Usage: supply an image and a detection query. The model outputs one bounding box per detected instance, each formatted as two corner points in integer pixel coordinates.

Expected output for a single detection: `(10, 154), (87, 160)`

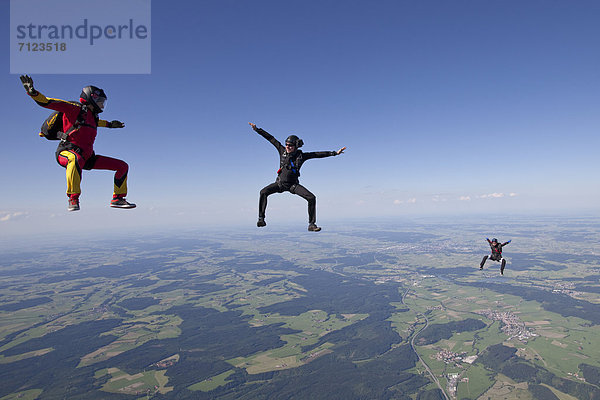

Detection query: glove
(109, 120), (125, 128)
(20, 75), (38, 96)
(506, 240), (511, 243)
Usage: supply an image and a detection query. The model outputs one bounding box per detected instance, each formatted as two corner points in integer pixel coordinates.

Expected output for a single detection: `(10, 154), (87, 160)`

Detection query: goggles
(91, 93), (106, 110)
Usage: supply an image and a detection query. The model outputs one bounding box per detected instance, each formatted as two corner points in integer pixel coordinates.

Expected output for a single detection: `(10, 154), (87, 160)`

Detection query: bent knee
(113, 161), (128, 177)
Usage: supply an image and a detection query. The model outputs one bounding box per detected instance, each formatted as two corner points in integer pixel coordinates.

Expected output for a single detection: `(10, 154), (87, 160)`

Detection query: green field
(188, 370), (235, 392)
(456, 363), (494, 399)
(96, 367), (173, 395)
(1, 218), (599, 399)
(228, 310), (366, 374)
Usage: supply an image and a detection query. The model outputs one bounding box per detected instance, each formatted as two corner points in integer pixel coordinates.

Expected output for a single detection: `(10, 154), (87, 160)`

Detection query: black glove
(20, 75), (38, 96)
(109, 120), (125, 128)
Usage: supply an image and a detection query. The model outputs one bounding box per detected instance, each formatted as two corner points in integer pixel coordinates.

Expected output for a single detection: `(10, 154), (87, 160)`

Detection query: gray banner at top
(10, 0), (151, 74)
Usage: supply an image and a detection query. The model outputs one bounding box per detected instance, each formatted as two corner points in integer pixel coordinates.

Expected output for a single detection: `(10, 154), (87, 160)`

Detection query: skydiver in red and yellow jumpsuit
(20, 75), (135, 211)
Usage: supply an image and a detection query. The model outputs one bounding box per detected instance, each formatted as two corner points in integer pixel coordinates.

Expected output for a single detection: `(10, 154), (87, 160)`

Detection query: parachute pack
(39, 104), (89, 140)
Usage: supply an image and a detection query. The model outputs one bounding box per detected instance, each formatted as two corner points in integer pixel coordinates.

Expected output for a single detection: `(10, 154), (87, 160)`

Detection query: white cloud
(509, 193), (517, 197)
(0, 212), (27, 222)
(459, 196), (471, 201)
(394, 198), (416, 205)
(479, 192), (505, 199)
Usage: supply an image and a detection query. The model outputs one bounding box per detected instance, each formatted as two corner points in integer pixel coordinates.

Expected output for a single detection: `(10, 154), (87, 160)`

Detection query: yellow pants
(57, 150), (128, 197)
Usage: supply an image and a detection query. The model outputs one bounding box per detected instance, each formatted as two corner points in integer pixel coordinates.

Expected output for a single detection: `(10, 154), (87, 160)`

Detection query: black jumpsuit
(254, 127), (338, 224)
(480, 239), (510, 274)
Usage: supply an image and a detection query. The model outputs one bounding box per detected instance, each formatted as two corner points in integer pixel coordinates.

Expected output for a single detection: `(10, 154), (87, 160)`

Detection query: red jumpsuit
(28, 91), (128, 200)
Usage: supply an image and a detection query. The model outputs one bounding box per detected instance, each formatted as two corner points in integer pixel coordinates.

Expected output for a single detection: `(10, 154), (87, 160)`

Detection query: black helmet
(491, 238), (498, 243)
(285, 135), (303, 148)
(80, 85), (107, 113)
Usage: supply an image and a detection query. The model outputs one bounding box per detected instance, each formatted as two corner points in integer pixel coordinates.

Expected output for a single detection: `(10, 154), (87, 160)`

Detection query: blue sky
(1, 0), (599, 237)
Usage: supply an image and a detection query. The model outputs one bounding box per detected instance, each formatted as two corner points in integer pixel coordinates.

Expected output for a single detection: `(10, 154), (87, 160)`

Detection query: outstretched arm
(502, 240), (511, 246)
(98, 120), (125, 129)
(486, 238), (492, 244)
(249, 122), (284, 152)
(20, 74), (80, 115)
(303, 146), (347, 160)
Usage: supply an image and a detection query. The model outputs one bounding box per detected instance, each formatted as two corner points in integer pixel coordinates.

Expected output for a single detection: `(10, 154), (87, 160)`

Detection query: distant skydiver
(249, 122), (346, 232)
(480, 238), (511, 274)
(20, 75), (135, 212)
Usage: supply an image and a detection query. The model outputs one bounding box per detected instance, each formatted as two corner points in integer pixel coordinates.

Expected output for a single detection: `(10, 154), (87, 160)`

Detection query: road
(402, 289), (450, 400)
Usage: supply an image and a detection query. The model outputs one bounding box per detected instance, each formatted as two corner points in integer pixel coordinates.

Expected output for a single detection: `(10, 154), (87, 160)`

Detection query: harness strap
(62, 104), (95, 142)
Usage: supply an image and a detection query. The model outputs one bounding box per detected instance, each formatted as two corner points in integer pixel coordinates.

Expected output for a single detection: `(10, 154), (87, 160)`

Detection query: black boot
(308, 223), (321, 232)
(257, 218), (266, 227)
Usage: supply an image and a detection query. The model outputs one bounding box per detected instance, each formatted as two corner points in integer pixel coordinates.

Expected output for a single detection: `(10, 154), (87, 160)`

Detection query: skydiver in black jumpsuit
(480, 238), (511, 275)
(249, 123), (346, 232)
